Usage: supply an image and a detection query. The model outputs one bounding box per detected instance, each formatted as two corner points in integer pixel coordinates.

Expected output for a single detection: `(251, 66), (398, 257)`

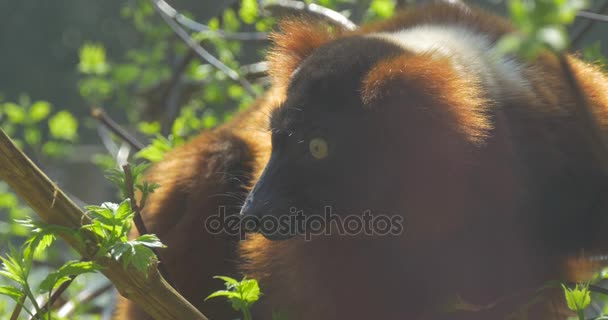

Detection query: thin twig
(577, 10), (608, 24)
(122, 164), (172, 283)
(263, 0), (357, 30)
(571, 2), (608, 47)
(161, 50), (195, 135)
(91, 108), (145, 152)
(150, 0), (259, 97)
(30, 275), (77, 320)
(154, 0), (268, 41)
(241, 61), (269, 81)
(57, 282), (113, 318)
(10, 296), (26, 320)
(123, 164), (147, 235)
(589, 284), (608, 296)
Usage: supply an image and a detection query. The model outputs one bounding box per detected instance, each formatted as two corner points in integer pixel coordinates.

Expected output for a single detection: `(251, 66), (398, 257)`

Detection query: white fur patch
(369, 25), (529, 103)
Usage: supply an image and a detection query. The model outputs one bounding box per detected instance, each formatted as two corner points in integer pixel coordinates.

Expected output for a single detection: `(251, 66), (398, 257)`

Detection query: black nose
(239, 193), (294, 241)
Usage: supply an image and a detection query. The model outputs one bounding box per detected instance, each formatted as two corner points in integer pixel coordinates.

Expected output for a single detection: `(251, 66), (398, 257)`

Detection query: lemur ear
(361, 53), (491, 144)
(267, 19), (343, 88)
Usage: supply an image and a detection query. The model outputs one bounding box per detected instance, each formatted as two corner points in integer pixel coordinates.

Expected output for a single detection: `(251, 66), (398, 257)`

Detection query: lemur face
(240, 16), (493, 240)
(239, 37), (408, 239)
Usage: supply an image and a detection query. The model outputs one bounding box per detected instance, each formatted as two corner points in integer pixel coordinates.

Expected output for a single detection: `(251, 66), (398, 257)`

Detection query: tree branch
(56, 282), (114, 318)
(10, 296), (26, 320)
(150, 0), (259, 97)
(0, 128), (207, 320)
(571, 3), (608, 46)
(122, 164), (172, 283)
(91, 108), (145, 152)
(30, 274), (77, 320)
(263, 0), (357, 31)
(577, 10), (608, 24)
(241, 61), (269, 81)
(154, 0), (268, 41)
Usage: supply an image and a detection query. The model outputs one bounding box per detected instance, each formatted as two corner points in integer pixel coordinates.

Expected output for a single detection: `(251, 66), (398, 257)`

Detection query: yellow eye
(309, 137), (328, 159)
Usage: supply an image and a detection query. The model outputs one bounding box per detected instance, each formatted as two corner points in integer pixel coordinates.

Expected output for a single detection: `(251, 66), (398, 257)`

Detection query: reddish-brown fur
(267, 19), (341, 89)
(113, 89), (280, 319)
(114, 3), (608, 320)
(361, 53), (491, 144)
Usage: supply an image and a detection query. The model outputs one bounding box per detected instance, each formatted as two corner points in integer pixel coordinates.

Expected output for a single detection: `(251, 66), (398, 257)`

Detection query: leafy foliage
(0, 97), (76, 157)
(500, 0), (588, 57)
(206, 276), (262, 320)
(562, 283), (591, 320)
(0, 220), (86, 319)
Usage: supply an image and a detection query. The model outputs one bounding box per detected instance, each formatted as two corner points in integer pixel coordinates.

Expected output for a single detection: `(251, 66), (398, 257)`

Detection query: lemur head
(241, 18), (490, 240)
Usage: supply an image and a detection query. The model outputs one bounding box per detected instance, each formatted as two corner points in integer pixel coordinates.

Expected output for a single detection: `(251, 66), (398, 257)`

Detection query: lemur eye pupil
(309, 137), (328, 159)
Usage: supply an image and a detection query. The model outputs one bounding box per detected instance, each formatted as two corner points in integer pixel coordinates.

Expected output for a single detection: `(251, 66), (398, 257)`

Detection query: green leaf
(48, 111), (78, 141)
(206, 276), (262, 313)
(24, 127), (41, 146)
(239, 278), (261, 304)
(0, 285), (23, 302)
(133, 234), (165, 248)
(138, 121), (161, 135)
(23, 230), (55, 262)
(39, 260), (101, 293)
(79, 43), (110, 75)
(110, 243), (134, 262)
(105, 168), (127, 196)
(2, 102), (26, 123)
(214, 275), (239, 287)
(206, 290), (239, 301)
(131, 163), (152, 183)
(136, 135), (174, 162)
(85, 204), (115, 224)
(79, 77), (113, 100)
(203, 114), (218, 129)
(562, 283), (591, 313)
(110, 240), (158, 276)
(0, 191), (18, 208)
(112, 64), (140, 85)
(0, 247), (26, 285)
(41, 141), (70, 157)
(370, 0), (395, 19)
(114, 199), (133, 221)
(130, 245), (156, 275)
(222, 9), (240, 32)
(29, 101), (52, 122)
(239, 0), (259, 24)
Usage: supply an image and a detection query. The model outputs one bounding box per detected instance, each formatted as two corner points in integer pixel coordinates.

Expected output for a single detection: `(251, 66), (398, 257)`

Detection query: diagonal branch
(0, 128), (207, 320)
(576, 10), (608, 24)
(91, 108), (145, 152)
(57, 282), (114, 318)
(122, 164), (172, 283)
(263, 0), (357, 30)
(571, 2), (608, 46)
(154, 0), (268, 40)
(150, 0), (259, 97)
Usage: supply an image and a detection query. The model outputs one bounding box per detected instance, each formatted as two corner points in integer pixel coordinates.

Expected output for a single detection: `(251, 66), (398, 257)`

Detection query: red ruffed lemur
(114, 2), (608, 319)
